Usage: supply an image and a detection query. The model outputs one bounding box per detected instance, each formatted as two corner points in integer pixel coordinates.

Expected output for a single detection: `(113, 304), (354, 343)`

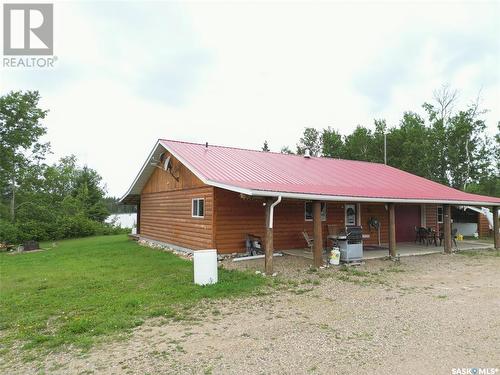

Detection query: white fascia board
(120, 140), (254, 203)
(245, 190), (500, 206)
(119, 140), (164, 202)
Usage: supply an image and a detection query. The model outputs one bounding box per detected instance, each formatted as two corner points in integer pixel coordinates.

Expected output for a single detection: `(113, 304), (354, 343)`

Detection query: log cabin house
(121, 139), (500, 272)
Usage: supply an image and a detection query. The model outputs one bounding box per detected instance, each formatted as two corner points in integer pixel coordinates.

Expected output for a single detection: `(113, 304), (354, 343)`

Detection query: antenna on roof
(205, 142), (208, 148)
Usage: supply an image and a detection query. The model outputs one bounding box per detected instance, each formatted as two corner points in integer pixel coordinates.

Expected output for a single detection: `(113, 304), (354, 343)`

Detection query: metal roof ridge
(159, 138), (391, 166)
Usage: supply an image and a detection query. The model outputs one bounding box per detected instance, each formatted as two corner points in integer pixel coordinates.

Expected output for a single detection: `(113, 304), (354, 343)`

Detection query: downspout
(268, 196), (282, 228)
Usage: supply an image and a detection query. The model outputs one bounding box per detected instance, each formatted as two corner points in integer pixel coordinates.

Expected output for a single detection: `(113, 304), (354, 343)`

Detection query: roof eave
(119, 140), (165, 203)
(245, 189), (500, 206)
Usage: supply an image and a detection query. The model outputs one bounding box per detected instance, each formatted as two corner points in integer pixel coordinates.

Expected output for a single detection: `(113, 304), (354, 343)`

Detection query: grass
(0, 235), (266, 355)
(463, 236), (493, 243)
(457, 249), (500, 257)
(334, 265), (388, 286)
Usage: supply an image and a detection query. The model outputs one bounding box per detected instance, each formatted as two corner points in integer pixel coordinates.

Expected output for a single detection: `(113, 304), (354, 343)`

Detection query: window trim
(192, 198), (205, 218)
(437, 205), (443, 224)
(304, 201), (327, 221)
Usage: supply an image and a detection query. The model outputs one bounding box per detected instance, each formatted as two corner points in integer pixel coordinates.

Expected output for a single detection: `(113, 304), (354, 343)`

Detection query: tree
(102, 197), (136, 214)
(297, 127), (321, 156)
(284, 87), (497, 197)
(372, 119), (387, 164)
(262, 140), (270, 152)
(321, 127), (344, 158)
(342, 126), (374, 161)
(458, 118), (497, 196)
(72, 166), (109, 222)
(423, 86), (459, 185)
(0, 91), (49, 221)
(387, 112), (431, 178)
(280, 146), (294, 154)
(445, 103), (490, 190)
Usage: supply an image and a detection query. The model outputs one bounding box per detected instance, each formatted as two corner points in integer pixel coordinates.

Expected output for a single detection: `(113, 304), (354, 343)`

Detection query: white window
(192, 198), (204, 218)
(305, 202), (326, 221)
(437, 206), (443, 224)
(345, 204), (357, 226)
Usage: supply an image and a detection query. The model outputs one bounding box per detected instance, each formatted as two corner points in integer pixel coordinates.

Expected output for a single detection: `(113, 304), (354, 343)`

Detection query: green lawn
(0, 235), (266, 354)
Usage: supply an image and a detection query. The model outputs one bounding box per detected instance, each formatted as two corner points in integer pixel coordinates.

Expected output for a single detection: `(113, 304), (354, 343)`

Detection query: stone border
(138, 236), (194, 259)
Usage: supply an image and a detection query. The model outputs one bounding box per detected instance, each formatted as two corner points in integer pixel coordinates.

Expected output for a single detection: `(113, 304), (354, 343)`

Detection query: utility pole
(384, 133), (387, 165)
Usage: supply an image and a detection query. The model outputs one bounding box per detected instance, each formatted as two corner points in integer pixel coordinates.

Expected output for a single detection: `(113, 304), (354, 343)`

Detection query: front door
(395, 204), (420, 242)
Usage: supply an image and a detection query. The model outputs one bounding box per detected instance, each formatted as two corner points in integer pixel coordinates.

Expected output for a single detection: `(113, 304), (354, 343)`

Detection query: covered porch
(281, 239), (495, 261)
(261, 198), (499, 274)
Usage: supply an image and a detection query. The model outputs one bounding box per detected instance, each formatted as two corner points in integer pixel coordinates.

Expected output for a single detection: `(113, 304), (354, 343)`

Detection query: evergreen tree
(262, 140), (270, 152)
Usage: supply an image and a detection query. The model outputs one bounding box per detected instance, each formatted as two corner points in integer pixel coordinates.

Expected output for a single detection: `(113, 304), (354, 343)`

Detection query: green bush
(0, 219), (21, 244)
(16, 220), (51, 242)
(0, 216), (128, 244)
(55, 215), (100, 239)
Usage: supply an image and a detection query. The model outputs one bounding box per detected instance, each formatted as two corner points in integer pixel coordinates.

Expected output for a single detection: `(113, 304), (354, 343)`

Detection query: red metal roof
(154, 139), (499, 204)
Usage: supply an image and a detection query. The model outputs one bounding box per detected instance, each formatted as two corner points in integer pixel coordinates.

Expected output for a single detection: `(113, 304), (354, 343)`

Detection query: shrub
(16, 220), (51, 242)
(0, 216), (128, 244)
(0, 219), (21, 244)
(55, 215), (100, 239)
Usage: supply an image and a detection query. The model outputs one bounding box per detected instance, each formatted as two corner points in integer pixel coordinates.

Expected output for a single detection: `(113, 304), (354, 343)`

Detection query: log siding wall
(140, 187), (214, 249)
(425, 204), (439, 233)
(478, 213), (491, 237)
(139, 151), (214, 250)
(214, 189), (403, 253)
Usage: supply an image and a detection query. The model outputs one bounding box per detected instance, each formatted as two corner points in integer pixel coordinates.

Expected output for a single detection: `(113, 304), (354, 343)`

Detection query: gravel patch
(3, 250), (500, 374)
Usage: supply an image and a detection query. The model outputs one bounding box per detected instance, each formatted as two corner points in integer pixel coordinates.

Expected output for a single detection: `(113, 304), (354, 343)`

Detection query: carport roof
(120, 139), (500, 206)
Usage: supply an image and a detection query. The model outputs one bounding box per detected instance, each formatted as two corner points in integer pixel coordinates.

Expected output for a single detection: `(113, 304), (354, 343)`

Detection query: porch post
(264, 198), (274, 274)
(388, 203), (396, 258)
(443, 204), (452, 254)
(313, 201), (323, 268)
(493, 206), (499, 250)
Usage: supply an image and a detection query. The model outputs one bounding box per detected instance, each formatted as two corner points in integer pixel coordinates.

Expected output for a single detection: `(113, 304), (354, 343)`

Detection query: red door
(395, 205), (420, 242)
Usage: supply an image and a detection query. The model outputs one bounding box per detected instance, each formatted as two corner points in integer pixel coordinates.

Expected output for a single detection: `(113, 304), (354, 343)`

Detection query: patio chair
(327, 225), (341, 247)
(438, 228), (458, 248)
(427, 227), (438, 246)
(415, 227), (429, 245)
(245, 234), (262, 256)
(302, 231), (314, 251)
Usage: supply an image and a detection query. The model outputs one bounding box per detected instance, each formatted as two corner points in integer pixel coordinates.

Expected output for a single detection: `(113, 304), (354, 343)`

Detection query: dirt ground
(4, 250), (500, 375)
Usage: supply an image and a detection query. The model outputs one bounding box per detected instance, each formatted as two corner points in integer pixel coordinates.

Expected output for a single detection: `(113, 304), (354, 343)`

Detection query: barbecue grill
(338, 226), (363, 262)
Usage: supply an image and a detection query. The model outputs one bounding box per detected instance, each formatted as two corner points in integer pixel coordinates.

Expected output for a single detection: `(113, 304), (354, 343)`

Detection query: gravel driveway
(5, 250), (500, 374)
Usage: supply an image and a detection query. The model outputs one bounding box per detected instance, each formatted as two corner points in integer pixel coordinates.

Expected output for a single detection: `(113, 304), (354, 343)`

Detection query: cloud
(1, 1), (498, 196)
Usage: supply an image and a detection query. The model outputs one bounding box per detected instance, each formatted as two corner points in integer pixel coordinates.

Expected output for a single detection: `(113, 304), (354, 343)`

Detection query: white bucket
(193, 249), (218, 285)
(329, 248), (340, 265)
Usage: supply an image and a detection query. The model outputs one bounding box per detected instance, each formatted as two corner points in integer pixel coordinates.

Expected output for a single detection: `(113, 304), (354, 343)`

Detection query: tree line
(263, 87), (499, 197)
(0, 91), (129, 244)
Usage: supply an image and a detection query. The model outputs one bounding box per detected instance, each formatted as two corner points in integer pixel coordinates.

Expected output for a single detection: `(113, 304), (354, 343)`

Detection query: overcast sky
(2, 0), (499, 197)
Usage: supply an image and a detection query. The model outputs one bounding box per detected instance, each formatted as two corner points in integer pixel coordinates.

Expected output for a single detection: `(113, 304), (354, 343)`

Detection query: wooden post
(388, 203), (396, 258)
(443, 204), (452, 254)
(313, 201), (323, 268)
(264, 198), (274, 275)
(493, 206), (499, 250)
